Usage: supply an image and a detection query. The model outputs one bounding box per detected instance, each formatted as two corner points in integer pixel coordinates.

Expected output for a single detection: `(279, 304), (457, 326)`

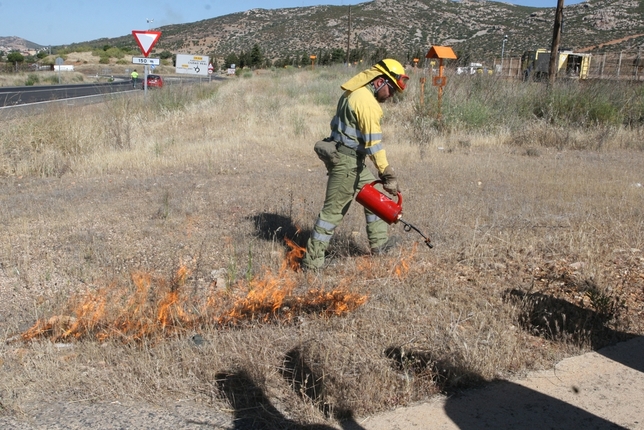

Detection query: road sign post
(131, 31), (161, 57)
(132, 30), (161, 96)
(133, 57), (160, 66)
(175, 54), (209, 77)
(55, 57), (64, 84)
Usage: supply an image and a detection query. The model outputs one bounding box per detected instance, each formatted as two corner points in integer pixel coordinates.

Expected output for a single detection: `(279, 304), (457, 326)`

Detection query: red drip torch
(356, 181), (433, 249)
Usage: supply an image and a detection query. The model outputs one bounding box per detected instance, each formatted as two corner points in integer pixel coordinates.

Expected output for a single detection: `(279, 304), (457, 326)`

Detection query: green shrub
(104, 47), (125, 59)
(410, 75), (644, 135)
(25, 73), (40, 86)
(449, 98), (493, 130)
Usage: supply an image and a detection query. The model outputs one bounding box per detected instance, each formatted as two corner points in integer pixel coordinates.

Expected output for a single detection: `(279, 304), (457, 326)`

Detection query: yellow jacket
(329, 77), (389, 174)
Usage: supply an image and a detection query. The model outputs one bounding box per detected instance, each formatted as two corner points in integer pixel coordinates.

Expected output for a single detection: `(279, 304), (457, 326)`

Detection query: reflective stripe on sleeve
(363, 142), (383, 154)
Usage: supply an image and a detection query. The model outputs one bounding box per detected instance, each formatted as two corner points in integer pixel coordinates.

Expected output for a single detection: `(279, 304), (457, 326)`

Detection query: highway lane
(0, 75), (224, 108)
(0, 79), (134, 107)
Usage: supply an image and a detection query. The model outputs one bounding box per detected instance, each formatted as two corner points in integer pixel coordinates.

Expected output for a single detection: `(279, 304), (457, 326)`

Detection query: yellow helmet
(374, 59), (410, 91)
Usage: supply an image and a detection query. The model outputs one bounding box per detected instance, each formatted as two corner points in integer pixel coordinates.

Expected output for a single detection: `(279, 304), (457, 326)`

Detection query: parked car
(141, 74), (164, 89)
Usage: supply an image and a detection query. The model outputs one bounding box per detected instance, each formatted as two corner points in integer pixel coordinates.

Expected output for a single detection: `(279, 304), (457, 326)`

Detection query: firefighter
(130, 69), (139, 88)
(301, 59), (409, 271)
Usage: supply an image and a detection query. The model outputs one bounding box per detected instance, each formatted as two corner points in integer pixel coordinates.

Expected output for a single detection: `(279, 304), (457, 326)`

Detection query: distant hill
(0, 36), (45, 52)
(11, 0), (644, 64)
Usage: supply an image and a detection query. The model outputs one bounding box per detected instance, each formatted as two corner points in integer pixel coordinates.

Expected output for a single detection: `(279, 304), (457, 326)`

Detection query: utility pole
(501, 35), (508, 75)
(548, 0), (564, 87)
(346, 6), (352, 66)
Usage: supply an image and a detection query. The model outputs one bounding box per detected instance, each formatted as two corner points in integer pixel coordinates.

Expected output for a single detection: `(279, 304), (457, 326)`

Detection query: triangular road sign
(132, 30), (162, 57)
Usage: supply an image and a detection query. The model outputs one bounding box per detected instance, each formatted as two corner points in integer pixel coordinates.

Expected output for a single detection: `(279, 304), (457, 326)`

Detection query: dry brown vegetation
(1, 66), (643, 428)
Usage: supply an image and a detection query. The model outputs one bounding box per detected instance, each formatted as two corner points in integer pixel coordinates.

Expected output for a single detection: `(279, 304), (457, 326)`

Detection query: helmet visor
(393, 73), (410, 91)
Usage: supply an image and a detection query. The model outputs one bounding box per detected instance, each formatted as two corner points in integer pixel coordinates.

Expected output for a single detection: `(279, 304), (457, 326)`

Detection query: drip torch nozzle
(399, 219), (433, 249)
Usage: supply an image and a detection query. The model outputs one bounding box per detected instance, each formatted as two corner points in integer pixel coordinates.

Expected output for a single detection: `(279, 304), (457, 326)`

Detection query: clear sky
(1, 0), (585, 46)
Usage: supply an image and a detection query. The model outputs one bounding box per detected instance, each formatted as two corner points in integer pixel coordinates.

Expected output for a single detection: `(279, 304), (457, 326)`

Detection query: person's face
(375, 77), (397, 103)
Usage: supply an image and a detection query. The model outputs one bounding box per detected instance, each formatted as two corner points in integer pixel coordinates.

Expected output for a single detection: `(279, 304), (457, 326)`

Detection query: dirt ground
(2, 73), (643, 428)
(0, 150), (642, 429)
(1, 336), (641, 429)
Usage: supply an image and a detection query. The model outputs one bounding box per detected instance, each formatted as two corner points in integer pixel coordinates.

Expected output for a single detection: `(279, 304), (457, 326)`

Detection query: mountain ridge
(3, 0), (644, 64)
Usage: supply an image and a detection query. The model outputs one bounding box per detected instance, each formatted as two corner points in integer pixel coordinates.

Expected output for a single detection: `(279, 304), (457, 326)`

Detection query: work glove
(379, 165), (399, 195)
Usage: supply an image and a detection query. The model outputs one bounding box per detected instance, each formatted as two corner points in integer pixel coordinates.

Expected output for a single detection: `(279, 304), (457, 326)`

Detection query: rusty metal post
(425, 46), (457, 120)
(437, 58), (445, 120)
(420, 76), (426, 108)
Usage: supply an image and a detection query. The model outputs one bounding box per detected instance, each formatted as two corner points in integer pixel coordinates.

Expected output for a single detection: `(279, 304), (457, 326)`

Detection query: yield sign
(132, 30), (162, 57)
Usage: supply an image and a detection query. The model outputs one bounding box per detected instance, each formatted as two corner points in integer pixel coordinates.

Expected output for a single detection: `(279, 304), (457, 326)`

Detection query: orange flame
(20, 240), (368, 343)
(394, 243), (417, 278)
(283, 237), (306, 271)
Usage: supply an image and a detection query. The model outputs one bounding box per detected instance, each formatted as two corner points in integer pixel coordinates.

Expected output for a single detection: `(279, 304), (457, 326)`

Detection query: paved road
(0, 80), (133, 107)
(0, 75), (222, 108)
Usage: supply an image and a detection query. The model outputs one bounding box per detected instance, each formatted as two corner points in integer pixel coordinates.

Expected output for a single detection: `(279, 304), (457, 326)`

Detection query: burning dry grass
(20, 241), (366, 344)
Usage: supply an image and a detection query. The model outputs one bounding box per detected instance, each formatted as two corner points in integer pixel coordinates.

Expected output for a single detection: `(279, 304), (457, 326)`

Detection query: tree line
(1, 41), (430, 74)
(217, 43), (427, 70)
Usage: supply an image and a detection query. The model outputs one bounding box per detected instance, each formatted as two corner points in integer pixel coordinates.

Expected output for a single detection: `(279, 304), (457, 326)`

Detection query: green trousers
(302, 151), (389, 269)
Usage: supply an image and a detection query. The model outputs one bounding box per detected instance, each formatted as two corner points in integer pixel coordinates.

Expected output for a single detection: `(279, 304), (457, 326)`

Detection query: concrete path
(360, 336), (644, 430)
